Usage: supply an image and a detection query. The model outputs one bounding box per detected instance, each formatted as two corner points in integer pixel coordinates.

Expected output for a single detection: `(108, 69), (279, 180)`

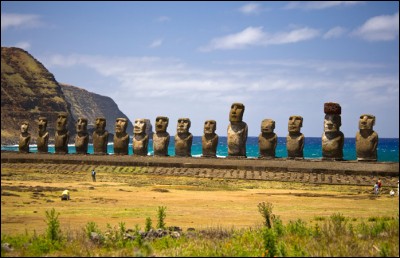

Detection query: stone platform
(1, 151), (398, 187)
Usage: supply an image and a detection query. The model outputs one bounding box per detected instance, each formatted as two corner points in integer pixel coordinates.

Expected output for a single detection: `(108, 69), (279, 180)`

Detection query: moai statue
(114, 118), (129, 155)
(286, 115), (304, 159)
(153, 116), (170, 156)
(133, 118), (149, 156)
(227, 103), (248, 158)
(18, 121), (31, 153)
(75, 118), (89, 154)
(37, 117), (49, 153)
(322, 102), (344, 160)
(93, 117), (109, 155)
(356, 114), (378, 161)
(175, 118), (193, 157)
(202, 120), (218, 158)
(258, 119), (277, 159)
(55, 112), (70, 154)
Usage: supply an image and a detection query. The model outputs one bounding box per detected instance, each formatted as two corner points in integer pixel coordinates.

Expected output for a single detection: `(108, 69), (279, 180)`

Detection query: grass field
(1, 163), (399, 256)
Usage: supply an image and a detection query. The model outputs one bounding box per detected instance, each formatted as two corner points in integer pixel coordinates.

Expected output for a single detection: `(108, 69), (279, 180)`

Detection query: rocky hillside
(1, 47), (151, 145)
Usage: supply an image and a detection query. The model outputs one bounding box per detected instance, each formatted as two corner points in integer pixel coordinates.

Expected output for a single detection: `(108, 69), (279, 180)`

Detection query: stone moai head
(134, 118), (147, 134)
(288, 115), (303, 134)
(155, 116), (169, 133)
(76, 118), (88, 134)
(229, 103), (245, 123)
(359, 114), (375, 131)
(95, 117), (106, 133)
(20, 121), (29, 133)
(204, 120), (217, 135)
(115, 118), (128, 134)
(56, 112), (68, 132)
(38, 117), (48, 133)
(324, 102), (341, 133)
(261, 119), (275, 133)
(177, 118), (191, 134)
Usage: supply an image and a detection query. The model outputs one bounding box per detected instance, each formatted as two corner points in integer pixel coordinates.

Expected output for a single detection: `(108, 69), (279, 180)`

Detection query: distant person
(378, 179), (382, 191)
(91, 169), (96, 182)
(61, 189), (70, 201)
(389, 189), (395, 197)
(373, 182), (379, 195)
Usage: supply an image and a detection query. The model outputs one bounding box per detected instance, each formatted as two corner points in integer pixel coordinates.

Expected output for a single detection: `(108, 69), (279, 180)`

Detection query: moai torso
(133, 118), (149, 156)
(175, 118), (193, 157)
(92, 117), (109, 155)
(19, 121), (31, 153)
(286, 115), (304, 159)
(259, 119), (277, 159)
(55, 113), (69, 154)
(37, 117), (49, 153)
(202, 120), (218, 158)
(75, 118), (89, 154)
(227, 103), (247, 158)
(356, 114), (378, 161)
(322, 103), (344, 160)
(153, 116), (170, 156)
(113, 118), (129, 155)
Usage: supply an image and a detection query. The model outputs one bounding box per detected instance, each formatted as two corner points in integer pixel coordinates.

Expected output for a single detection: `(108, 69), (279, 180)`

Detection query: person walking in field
(373, 182), (379, 195)
(91, 169), (96, 182)
(61, 189), (70, 201)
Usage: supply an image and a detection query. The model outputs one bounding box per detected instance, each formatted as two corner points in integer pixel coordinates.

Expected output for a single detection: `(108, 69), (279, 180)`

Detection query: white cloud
(156, 16), (170, 22)
(323, 26), (346, 39)
(149, 39), (163, 48)
(352, 12), (399, 41)
(284, 1), (363, 10)
(238, 3), (263, 15)
(1, 13), (42, 30)
(199, 26), (319, 51)
(14, 41), (31, 50)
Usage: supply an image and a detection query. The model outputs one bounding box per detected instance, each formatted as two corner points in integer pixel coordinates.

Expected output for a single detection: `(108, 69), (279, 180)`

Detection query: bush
(157, 206), (167, 230)
(45, 208), (61, 242)
(258, 202), (275, 229)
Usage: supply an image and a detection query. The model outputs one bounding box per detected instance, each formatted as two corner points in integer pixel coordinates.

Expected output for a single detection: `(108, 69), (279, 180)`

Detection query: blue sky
(1, 1), (399, 138)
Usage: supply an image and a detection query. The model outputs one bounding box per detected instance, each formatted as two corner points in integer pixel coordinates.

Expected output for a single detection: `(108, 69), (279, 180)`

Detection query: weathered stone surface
(54, 112), (69, 154)
(259, 119), (277, 159)
(153, 116), (170, 156)
(113, 118), (129, 155)
(75, 118), (89, 154)
(175, 118), (192, 157)
(287, 115), (304, 159)
(37, 117), (49, 153)
(227, 103), (247, 158)
(322, 103), (344, 160)
(18, 121), (31, 153)
(92, 117), (109, 155)
(133, 118), (149, 156)
(356, 114), (378, 161)
(202, 120), (218, 158)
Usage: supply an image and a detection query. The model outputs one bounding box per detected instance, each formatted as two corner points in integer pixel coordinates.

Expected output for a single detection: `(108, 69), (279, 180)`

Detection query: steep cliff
(1, 47), (152, 145)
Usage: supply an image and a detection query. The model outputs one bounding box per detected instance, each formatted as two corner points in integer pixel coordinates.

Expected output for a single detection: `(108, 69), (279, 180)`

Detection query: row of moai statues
(18, 102), (379, 161)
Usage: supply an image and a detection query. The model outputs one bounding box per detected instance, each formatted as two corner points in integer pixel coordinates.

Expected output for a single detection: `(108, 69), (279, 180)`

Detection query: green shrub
(262, 227), (277, 257)
(257, 202), (275, 229)
(145, 217), (153, 232)
(157, 206), (167, 230)
(45, 208), (61, 242)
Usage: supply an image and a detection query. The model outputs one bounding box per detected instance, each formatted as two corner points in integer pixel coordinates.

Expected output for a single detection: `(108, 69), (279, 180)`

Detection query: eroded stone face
(356, 114), (378, 161)
(259, 119), (277, 159)
(37, 117), (49, 153)
(286, 116), (304, 159)
(19, 121), (30, 153)
(75, 118), (89, 154)
(322, 103), (344, 160)
(202, 120), (218, 158)
(227, 103), (247, 158)
(114, 118), (129, 155)
(175, 118), (192, 157)
(153, 116), (170, 156)
(133, 118), (148, 156)
(93, 117), (109, 155)
(55, 113), (69, 154)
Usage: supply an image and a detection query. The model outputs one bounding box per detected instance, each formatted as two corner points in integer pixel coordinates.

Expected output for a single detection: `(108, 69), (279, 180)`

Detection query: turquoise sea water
(2, 137), (398, 162)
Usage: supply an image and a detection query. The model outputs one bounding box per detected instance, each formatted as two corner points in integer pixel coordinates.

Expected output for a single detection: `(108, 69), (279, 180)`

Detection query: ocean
(2, 136), (398, 162)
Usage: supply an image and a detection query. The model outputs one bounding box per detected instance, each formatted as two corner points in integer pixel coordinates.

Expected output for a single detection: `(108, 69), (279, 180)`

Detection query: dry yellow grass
(1, 164), (399, 236)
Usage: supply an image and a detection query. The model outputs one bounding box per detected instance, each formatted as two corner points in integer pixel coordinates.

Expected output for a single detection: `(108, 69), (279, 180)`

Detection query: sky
(1, 1), (399, 138)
